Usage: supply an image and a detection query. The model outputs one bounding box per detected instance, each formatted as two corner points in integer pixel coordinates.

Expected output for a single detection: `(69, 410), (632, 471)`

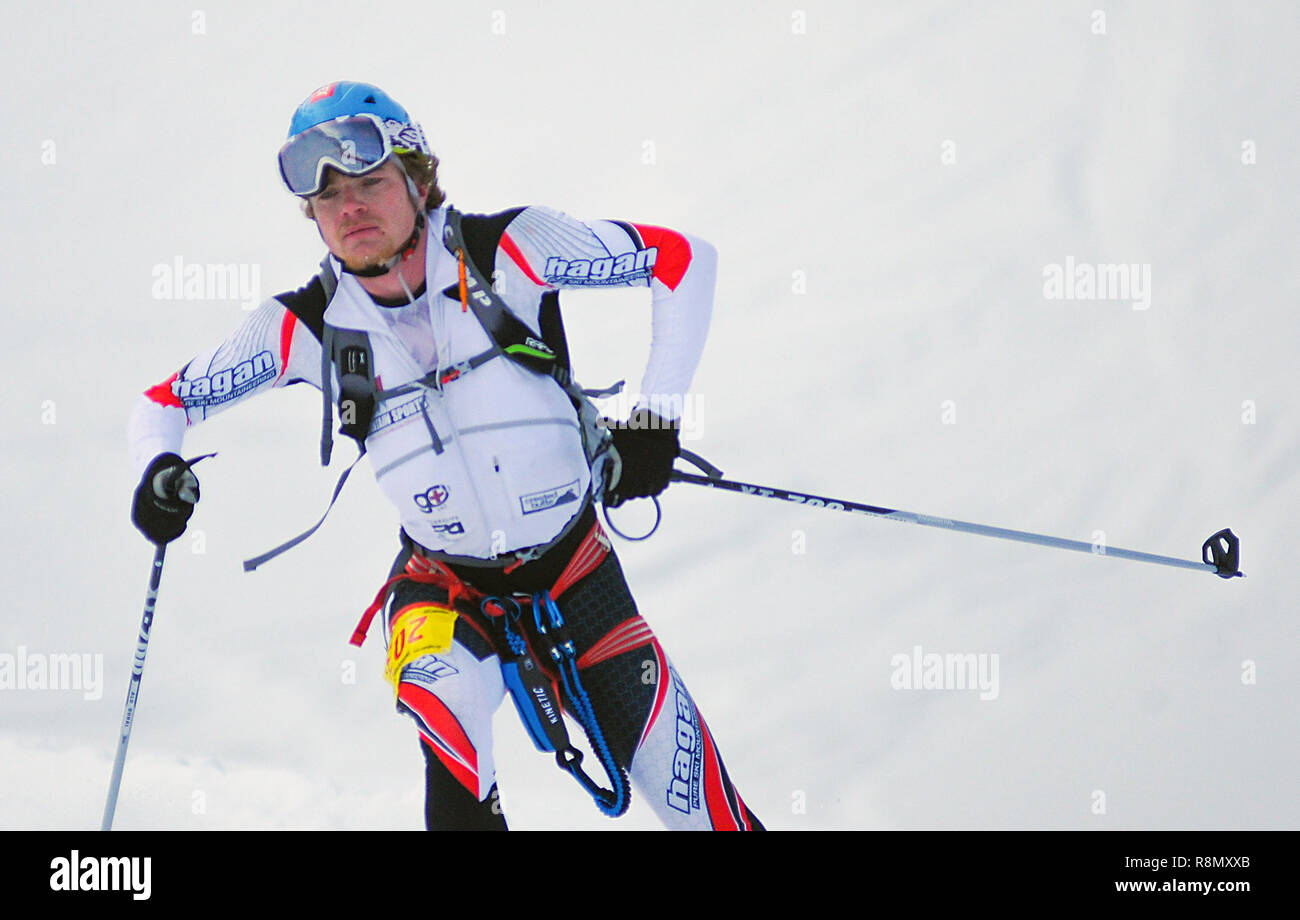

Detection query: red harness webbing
(349, 520), (611, 648)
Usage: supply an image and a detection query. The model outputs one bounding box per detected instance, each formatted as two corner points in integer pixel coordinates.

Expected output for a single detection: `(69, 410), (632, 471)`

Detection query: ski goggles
(277, 113), (431, 197)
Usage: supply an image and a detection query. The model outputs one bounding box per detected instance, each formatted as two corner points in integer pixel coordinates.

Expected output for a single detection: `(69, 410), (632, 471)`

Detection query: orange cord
(457, 248), (468, 312)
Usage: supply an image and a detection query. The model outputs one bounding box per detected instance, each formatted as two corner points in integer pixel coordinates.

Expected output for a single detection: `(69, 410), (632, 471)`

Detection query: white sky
(1, 0), (1296, 830)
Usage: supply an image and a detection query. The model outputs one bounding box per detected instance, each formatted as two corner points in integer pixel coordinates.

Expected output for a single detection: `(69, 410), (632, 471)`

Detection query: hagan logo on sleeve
(174, 351), (276, 407)
(543, 248), (657, 286)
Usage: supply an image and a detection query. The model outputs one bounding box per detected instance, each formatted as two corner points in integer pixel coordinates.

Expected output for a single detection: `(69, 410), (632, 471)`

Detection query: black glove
(131, 452), (201, 545)
(604, 411), (680, 508)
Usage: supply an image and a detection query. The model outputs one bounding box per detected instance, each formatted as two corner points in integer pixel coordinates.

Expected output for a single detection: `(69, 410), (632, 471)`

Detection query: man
(128, 81), (763, 830)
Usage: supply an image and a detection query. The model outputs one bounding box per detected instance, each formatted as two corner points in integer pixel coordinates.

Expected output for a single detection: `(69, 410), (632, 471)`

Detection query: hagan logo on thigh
(665, 672), (703, 814)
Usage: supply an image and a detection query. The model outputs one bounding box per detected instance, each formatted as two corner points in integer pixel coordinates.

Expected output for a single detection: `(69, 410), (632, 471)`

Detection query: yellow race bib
(385, 604), (458, 691)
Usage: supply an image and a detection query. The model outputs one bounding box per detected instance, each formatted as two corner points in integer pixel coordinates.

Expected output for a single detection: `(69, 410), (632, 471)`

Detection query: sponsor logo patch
(371, 393), (427, 435)
(519, 480), (581, 515)
(307, 83), (337, 102)
(383, 118), (428, 154)
(174, 351), (275, 407)
(522, 336), (554, 356)
(413, 484), (450, 513)
(430, 518), (465, 537)
(543, 248), (657, 287)
(402, 656), (461, 689)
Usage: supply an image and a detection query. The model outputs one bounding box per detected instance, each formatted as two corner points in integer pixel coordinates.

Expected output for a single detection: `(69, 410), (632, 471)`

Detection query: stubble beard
(340, 232), (400, 273)
(336, 210), (418, 274)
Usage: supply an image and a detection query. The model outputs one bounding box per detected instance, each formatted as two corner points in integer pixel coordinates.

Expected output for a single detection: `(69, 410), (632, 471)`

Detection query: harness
(352, 515), (631, 816)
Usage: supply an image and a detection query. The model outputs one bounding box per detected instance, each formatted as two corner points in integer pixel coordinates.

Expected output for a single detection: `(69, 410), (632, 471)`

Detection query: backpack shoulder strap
(276, 257), (377, 467)
(466, 211), (571, 378)
(442, 207), (573, 382)
(323, 325), (377, 464)
(273, 258), (332, 342)
(452, 210), (567, 375)
(457, 207), (525, 283)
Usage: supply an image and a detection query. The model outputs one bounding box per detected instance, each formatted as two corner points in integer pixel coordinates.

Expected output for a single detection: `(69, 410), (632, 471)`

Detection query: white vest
(322, 208), (591, 558)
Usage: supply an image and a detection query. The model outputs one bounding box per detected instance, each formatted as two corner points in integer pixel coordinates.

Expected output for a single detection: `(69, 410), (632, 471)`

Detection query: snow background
(1, 0), (1295, 830)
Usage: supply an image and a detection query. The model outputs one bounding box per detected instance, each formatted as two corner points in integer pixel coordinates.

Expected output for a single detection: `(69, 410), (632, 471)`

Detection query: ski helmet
(279, 81), (431, 197)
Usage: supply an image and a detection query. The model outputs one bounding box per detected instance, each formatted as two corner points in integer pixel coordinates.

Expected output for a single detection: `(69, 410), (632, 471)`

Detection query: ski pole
(102, 543), (168, 831)
(670, 450), (1243, 579)
(104, 452), (213, 829)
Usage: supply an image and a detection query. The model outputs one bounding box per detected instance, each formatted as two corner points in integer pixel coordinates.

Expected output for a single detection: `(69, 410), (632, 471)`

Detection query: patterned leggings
(383, 536), (763, 831)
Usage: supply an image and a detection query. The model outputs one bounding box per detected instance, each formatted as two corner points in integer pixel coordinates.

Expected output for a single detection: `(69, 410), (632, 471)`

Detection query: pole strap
(242, 449), (368, 572)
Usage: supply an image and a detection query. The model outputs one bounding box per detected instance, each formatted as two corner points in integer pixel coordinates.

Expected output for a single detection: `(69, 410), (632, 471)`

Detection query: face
(309, 159), (423, 270)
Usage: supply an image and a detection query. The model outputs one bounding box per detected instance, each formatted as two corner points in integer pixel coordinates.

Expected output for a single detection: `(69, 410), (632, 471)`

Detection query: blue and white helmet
(279, 81), (432, 198)
(287, 81), (431, 156)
